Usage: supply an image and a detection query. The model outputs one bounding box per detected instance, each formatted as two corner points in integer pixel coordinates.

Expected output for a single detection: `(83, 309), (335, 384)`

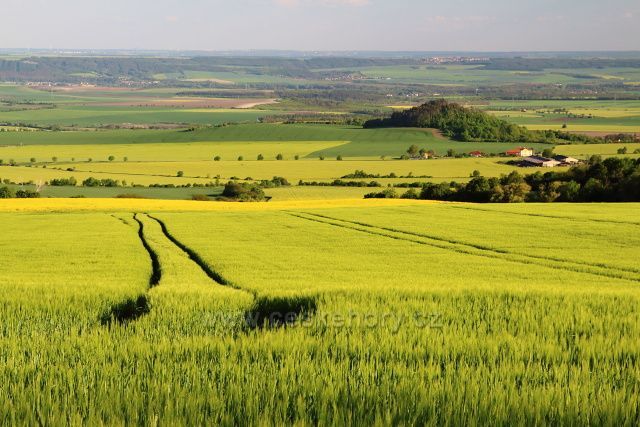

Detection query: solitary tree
(52, 156), (58, 163)
(542, 148), (555, 158)
(30, 158), (36, 163)
(177, 171), (184, 177)
(257, 154), (264, 161)
(238, 156), (244, 161)
(407, 144), (419, 157)
(214, 156), (222, 161)
(276, 153), (284, 160)
(108, 155), (115, 162)
(319, 155), (325, 160)
(336, 155), (343, 161)
(294, 155), (300, 160)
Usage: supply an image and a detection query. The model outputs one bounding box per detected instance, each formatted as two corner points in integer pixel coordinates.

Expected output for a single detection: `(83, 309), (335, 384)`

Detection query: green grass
(2, 203), (639, 424)
(0, 123), (553, 157)
(4, 183), (224, 200)
(0, 106), (276, 127)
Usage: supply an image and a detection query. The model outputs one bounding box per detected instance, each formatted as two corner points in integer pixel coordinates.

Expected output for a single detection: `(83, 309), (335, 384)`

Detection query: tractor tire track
(132, 214), (162, 287)
(446, 205), (640, 227)
(289, 212), (640, 284)
(299, 211), (640, 277)
(143, 213), (317, 328)
(101, 214), (159, 325)
(144, 214), (252, 296)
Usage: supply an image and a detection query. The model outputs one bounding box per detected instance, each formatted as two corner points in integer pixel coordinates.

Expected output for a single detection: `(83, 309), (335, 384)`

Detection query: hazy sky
(2, 0), (638, 51)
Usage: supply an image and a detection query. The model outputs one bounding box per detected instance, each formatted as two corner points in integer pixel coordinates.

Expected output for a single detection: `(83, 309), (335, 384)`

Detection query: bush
(238, 156), (244, 161)
(276, 153), (284, 160)
(221, 182), (266, 202)
(191, 194), (210, 201)
(257, 154), (264, 161)
(177, 171), (184, 177)
(336, 155), (343, 161)
(364, 188), (398, 199)
(108, 155), (115, 161)
(214, 156), (222, 161)
(82, 177), (121, 187)
(400, 188), (420, 199)
(15, 189), (40, 198)
(0, 186), (14, 198)
(49, 177), (77, 186)
(542, 148), (555, 158)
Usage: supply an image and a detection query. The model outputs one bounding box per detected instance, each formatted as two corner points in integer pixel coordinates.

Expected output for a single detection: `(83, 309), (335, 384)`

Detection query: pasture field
(556, 143), (640, 157)
(52, 158), (523, 182)
(0, 106), (276, 127)
(0, 123), (553, 158)
(483, 100), (640, 134)
(0, 157), (525, 199)
(0, 84), (281, 127)
(1, 201), (640, 424)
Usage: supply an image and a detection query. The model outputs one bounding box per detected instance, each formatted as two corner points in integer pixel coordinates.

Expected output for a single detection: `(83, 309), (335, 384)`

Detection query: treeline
(342, 170), (432, 179)
(365, 156), (640, 203)
(0, 187), (40, 199)
(0, 56), (418, 83)
(364, 100), (600, 144)
(298, 180), (382, 188)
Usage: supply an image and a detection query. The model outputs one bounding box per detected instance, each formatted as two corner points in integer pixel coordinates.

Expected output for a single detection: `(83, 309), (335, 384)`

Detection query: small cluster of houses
(503, 147), (581, 168)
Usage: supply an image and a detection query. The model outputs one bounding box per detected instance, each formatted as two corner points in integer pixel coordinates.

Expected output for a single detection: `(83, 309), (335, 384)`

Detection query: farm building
(469, 151), (484, 157)
(553, 155), (580, 165)
(506, 147), (534, 157)
(522, 156), (561, 167)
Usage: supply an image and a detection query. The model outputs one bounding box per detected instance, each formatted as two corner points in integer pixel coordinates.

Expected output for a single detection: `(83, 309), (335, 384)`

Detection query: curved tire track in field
(145, 214), (317, 329)
(289, 212), (640, 284)
(101, 214), (158, 325)
(447, 205), (640, 227)
(133, 214), (162, 287)
(145, 214), (246, 293)
(298, 211), (640, 277)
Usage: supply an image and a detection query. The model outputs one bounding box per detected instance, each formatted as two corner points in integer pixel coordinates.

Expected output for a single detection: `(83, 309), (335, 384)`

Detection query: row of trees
(366, 156), (640, 203)
(0, 187), (40, 199)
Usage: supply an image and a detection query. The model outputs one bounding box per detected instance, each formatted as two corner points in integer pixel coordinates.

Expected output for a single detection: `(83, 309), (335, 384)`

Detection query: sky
(1, 0), (638, 52)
